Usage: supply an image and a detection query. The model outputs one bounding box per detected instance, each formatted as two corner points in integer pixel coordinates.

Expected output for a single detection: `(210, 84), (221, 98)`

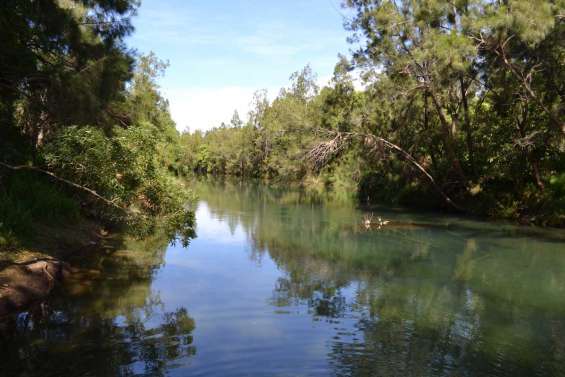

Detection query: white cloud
(163, 86), (276, 132)
(318, 74), (333, 88)
(235, 22), (314, 58)
(163, 72), (365, 133)
(236, 34), (303, 57)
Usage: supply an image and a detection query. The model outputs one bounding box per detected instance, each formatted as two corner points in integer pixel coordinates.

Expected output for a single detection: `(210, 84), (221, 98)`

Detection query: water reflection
(0, 233), (196, 377)
(195, 179), (565, 377)
(2, 179), (565, 376)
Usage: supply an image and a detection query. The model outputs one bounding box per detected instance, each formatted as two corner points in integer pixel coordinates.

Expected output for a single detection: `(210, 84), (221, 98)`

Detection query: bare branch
(0, 162), (128, 213)
(307, 132), (352, 171)
(307, 131), (464, 211)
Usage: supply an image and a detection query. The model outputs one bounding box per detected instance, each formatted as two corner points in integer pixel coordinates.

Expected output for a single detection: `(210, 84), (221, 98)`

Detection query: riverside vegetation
(0, 2), (563, 259)
(179, 0), (564, 226)
(0, 1), (564, 375)
(0, 1), (195, 254)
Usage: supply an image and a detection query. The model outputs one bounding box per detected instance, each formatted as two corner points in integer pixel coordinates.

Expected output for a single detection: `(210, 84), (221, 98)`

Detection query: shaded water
(2, 180), (565, 377)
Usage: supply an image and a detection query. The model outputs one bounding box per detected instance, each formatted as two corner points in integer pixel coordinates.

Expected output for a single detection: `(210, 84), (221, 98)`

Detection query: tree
(0, 0), (138, 151)
(230, 110), (243, 128)
(335, 0), (564, 220)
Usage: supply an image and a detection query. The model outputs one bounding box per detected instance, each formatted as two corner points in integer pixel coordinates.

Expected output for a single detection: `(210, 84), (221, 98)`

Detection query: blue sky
(127, 0), (351, 131)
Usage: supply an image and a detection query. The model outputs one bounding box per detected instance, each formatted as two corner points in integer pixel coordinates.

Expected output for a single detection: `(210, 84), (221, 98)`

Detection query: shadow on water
(0, 231), (196, 377)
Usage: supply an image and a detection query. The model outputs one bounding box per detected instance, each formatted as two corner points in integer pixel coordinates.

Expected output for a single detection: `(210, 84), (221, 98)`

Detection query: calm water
(2, 180), (565, 377)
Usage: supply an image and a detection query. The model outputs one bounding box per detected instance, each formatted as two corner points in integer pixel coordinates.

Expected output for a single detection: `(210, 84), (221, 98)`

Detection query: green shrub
(40, 123), (195, 233)
(0, 172), (80, 240)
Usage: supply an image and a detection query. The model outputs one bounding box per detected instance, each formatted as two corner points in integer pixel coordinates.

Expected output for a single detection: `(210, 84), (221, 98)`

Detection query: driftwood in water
(0, 259), (71, 318)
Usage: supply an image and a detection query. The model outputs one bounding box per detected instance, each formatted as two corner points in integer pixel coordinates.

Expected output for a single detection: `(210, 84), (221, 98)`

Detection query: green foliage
(1, 0), (559, 232)
(0, 0), (195, 243)
(179, 0), (564, 226)
(550, 173), (565, 197)
(0, 0), (138, 147)
(37, 53), (196, 234)
(0, 172), (80, 245)
(41, 122), (171, 213)
(179, 66), (322, 181)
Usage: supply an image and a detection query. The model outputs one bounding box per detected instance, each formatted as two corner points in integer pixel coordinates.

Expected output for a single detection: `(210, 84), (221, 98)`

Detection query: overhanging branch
(0, 162), (128, 213)
(307, 131), (464, 211)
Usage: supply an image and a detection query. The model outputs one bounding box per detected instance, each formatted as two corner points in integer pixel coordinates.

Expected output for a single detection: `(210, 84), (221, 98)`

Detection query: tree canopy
(0, 0), (194, 247)
(179, 0), (564, 225)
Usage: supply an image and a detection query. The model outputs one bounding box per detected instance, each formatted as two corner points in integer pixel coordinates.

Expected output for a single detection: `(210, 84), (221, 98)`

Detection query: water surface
(2, 180), (565, 376)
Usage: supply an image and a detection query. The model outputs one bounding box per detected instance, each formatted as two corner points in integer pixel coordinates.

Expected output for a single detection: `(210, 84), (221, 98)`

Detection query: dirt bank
(0, 259), (71, 317)
(0, 219), (119, 319)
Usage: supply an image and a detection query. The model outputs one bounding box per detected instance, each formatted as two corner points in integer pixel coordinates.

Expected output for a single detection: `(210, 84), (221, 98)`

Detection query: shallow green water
(2, 180), (565, 376)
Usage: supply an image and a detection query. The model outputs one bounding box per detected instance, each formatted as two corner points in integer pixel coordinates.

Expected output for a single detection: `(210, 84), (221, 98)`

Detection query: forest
(0, 1), (564, 376)
(0, 0), (564, 257)
(0, 0), (194, 250)
(180, 0), (564, 226)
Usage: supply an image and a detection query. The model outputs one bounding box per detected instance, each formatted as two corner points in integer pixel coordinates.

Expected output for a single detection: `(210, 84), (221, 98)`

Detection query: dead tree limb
(307, 131), (464, 211)
(307, 132), (352, 170)
(0, 161), (127, 212)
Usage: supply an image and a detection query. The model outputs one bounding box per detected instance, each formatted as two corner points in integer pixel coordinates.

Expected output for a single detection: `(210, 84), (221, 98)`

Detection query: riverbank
(0, 217), (121, 318)
(190, 174), (565, 228)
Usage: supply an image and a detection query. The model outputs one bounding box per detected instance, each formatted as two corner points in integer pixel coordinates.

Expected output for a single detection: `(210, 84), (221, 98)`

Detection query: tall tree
(340, 0), (564, 213)
(0, 0), (138, 152)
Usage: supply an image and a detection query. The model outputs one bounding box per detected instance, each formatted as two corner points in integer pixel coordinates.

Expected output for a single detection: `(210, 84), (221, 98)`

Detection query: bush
(40, 123), (195, 233)
(0, 172), (80, 241)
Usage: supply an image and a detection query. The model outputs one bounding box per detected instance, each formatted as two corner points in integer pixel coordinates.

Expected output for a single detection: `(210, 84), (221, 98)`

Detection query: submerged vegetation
(180, 0), (564, 226)
(0, 1), (194, 249)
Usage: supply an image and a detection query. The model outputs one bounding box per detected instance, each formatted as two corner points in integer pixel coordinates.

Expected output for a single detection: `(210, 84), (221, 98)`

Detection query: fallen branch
(307, 132), (352, 170)
(0, 161), (128, 213)
(307, 131), (464, 211)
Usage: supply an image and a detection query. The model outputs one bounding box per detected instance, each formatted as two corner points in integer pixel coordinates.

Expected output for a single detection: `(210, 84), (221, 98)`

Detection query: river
(1, 179), (565, 377)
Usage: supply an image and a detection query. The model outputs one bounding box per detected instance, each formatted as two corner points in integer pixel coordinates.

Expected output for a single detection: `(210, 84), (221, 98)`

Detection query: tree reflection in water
(2, 179), (564, 377)
(196, 179), (565, 377)
(0, 232), (196, 377)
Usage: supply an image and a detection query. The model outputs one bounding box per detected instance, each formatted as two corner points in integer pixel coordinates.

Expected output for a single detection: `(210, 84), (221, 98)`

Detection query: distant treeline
(179, 0), (564, 226)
